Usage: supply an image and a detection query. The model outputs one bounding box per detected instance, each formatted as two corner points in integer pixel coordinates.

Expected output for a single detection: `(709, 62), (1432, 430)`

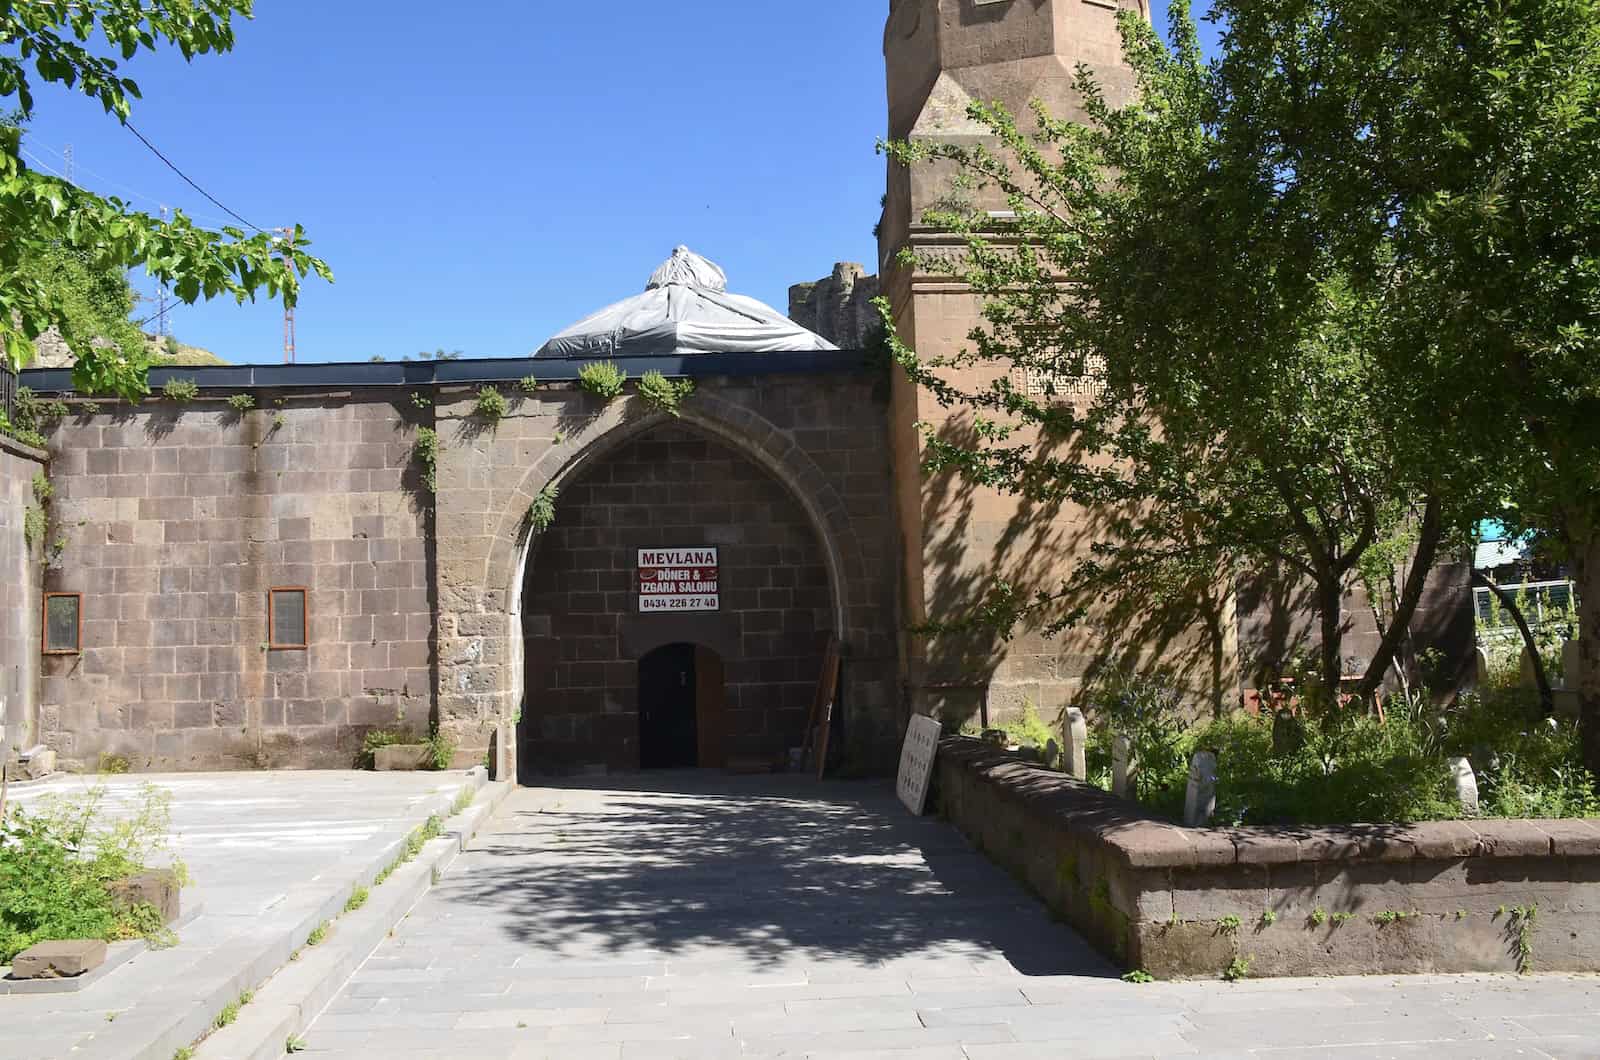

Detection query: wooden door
(695, 645), (726, 769)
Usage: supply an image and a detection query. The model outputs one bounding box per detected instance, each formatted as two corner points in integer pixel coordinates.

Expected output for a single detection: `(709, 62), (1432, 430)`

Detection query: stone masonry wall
(0, 435), (45, 764)
(521, 424), (834, 772)
(434, 368), (902, 776)
(37, 395), (432, 771)
(937, 738), (1600, 979)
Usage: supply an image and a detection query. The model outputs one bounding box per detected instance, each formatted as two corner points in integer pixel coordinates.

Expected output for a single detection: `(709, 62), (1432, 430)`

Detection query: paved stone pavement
(303, 774), (1600, 1059)
(3, 771), (477, 1059)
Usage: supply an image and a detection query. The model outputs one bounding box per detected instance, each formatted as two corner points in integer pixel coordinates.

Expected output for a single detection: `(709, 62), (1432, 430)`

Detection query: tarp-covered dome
(536, 247), (838, 358)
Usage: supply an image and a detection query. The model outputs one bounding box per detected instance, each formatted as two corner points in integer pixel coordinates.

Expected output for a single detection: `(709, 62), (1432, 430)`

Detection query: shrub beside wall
(936, 737), (1600, 980)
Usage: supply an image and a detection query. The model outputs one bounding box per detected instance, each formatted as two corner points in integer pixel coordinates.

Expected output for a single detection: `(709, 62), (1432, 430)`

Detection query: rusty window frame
(42, 592), (83, 655)
(267, 587), (309, 650)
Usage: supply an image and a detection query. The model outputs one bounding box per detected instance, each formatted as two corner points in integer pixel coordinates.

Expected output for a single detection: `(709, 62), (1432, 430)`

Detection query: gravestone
(1063, 708), (1088, 780)
(1184, 751), (1218, 827)
(1449, 756), (1480, 816)
(896, 714), (942, 815)
(1111, 735), (1133, 799)
(1474, 647), (1490, 687)
(1520, 645), (1540, 689)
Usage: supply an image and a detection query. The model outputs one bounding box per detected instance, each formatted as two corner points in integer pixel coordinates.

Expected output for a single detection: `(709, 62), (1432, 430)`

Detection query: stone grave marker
(1449, 756), (1480, 816)
(1184, 750), (1217, 826)
(897, 714), (943, 816)
(1063, 708), (1088, 780)
(1111, 734), (1133, 798)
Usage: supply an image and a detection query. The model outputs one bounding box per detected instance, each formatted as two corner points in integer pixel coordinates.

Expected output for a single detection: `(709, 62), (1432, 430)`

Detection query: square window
(43, 593), (82, 655)
(269, 588), (308, 650)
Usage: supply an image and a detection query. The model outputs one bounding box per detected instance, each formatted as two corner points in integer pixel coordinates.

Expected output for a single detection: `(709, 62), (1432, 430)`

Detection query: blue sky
(19, 2), (1215, 365)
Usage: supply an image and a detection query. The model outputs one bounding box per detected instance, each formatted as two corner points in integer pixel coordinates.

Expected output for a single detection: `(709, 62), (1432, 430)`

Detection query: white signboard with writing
(897, 714), (943, 816)
(638, 548), (720, 613)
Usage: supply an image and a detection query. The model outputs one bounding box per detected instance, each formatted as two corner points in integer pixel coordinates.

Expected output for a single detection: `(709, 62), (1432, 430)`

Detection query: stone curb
(937, 736), (1600, 866)
(61, 770), (494, 1060)
(191, 777), (512, 1060)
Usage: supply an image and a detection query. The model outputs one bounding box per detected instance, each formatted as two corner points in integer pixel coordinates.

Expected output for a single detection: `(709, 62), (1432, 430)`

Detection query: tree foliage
(885, 0), (1600, 769)
(882, 3), (1483, 699)
(1, 1), (330, 398)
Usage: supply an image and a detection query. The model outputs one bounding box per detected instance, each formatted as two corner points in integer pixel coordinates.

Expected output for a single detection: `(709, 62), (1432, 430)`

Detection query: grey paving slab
(303, 773), (1600, 1059)
(0, 770), (476, 1060)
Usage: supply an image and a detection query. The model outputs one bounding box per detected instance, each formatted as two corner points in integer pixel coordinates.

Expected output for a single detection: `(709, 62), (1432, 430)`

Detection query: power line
(123, 121), (263, 233)
(20, 140), (235, 229)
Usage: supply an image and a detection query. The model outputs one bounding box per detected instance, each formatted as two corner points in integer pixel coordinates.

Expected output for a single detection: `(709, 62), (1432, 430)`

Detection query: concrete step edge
(97, 771), (492, 1060)
(193, 777), (512, 1060)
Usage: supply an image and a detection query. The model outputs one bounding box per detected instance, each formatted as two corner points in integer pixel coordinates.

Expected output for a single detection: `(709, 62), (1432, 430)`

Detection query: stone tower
(878, 0), (1235, 726)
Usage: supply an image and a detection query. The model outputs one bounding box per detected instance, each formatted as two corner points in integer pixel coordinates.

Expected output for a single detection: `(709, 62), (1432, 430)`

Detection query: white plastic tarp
(537, 246), (837, 358)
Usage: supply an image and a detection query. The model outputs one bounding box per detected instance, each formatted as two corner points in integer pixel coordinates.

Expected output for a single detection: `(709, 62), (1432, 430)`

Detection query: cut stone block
(11, 939), (108, 979)
(108, 869), (181, 925)
(18, 746), (55, 780)
(374, 744), (433, 771)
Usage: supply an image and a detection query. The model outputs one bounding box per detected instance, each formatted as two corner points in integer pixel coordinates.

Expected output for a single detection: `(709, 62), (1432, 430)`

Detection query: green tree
(881, 3), (1480, 702)
(1, 2), (330, 398)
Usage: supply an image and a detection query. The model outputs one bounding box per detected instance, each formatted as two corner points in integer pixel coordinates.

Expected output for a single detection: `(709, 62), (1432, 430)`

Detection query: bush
(997, 701), (1057, 750)
(357, 729), (408, 770)
(635, 370), (695, 416)
(425, 724), (457, 771)
(1084, 675), (1599, 825)
(226, 393), (256, 413)
(162, 377), (199, 403)
(1083, 672), (1190, 809)
(474, 386), (508, 423)
(0, 784), (186, 962)
(577, 360), (627, 400)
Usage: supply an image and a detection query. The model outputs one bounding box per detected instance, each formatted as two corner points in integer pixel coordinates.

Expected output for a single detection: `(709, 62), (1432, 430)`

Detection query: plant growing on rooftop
(162, 377), (198, 403)
(577, 360), (626, 400)
(635, 370), (694, 416)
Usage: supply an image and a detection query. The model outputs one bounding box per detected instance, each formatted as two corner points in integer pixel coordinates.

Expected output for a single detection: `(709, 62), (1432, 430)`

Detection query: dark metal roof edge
(19, 350), (874, 394)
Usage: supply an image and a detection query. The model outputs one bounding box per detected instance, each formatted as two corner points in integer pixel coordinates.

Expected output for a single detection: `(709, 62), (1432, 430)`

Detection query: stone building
(6, 250), (902, 777)
(0, 0), (1470, 778)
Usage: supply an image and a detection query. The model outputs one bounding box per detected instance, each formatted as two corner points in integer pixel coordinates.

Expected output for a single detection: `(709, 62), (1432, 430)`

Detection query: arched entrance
(637, 643), (726, 769)
(516, 422), (835, 775)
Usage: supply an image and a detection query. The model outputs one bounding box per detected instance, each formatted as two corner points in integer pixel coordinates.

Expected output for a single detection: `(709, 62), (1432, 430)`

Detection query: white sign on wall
(638, 548), (720, 613)
(897, 714), (943, 816)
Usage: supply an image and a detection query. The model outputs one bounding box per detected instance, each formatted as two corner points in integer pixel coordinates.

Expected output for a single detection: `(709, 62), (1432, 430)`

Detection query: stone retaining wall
(936, 737), (1600, 979)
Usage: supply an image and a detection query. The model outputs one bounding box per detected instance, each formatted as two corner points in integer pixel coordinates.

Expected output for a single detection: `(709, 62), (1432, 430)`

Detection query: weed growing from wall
(577, 360), (627, 400)
(636, 370), (695, 416)
(226, 393), (256, 413)
(474, 386), (508, 423)
(528, 485), (558, 534)
(162, 378), (198, 403)
(413, 427), (440, 492)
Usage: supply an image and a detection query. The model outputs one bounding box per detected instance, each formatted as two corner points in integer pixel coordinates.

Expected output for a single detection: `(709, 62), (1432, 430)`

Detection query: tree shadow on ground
(445, 773), (1117, 978)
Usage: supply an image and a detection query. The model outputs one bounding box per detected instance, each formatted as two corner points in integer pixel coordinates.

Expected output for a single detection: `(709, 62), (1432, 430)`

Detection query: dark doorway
(639, 643), (698, 769)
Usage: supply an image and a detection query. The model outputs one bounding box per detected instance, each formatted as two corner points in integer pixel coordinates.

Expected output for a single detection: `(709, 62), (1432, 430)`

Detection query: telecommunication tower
(273, 227), (296, 363)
